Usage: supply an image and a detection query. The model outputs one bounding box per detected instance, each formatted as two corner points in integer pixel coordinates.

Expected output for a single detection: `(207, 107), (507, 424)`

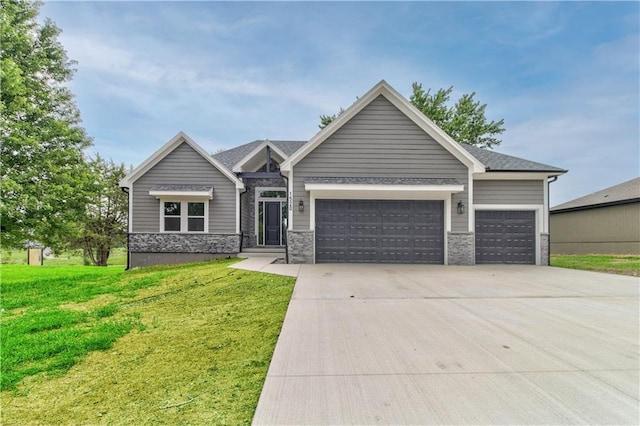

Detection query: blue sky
(42, 1), (639, 205)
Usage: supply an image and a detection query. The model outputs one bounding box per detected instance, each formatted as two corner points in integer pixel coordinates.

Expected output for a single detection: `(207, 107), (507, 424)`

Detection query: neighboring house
(550, 177), (640, 255)
(119, 80), (566, 268)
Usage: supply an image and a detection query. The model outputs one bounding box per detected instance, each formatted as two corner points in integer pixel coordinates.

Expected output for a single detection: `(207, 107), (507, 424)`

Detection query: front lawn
(1, 260), (295, 424)
(551, 254), (640, 276)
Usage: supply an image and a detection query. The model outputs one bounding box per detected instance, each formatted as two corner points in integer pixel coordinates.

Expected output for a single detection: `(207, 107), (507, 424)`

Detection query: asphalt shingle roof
(213, 140), (307, 171)
(551, 177), (640, 212)
(212, 139), (566, 175)
(461, 145), (566, 173)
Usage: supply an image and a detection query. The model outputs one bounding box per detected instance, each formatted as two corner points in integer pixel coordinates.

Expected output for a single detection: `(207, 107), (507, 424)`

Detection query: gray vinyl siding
(132, 142), (236, 233)
(473, 180), (544, 205)
(291, 95), (469, 232)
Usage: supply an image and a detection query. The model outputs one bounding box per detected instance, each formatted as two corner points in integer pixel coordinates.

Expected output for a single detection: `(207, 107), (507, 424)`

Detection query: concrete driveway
(253, 265), (639, 425)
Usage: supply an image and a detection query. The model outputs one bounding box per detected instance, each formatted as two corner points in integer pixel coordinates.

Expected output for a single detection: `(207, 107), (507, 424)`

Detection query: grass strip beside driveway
(1, 260), (295, 425)
(551, 254), (640, 276)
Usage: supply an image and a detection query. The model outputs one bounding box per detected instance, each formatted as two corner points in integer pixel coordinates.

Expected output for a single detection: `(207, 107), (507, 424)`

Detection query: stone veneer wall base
(287, 230), (314, 264)
(129, 233), (241, 254)
(540, 233), (550, 266)
(447, 232), (475, 265)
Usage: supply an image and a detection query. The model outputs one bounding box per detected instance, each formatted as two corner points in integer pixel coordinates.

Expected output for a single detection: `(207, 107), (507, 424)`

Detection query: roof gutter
(485, 169), (568, 175)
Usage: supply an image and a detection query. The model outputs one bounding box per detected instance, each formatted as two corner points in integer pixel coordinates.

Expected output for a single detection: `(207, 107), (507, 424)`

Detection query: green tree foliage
(319, 82), (505, 149)
(410, 83), (505, 149)
(318, 107), (345, 130)
(1, 0), (94, 250)
(77, 157), (128, 266)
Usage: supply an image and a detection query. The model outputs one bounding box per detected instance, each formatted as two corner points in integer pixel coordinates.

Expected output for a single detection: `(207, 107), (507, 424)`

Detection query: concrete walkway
(253, 264), (639, 425)
(230, 254), (300, 277)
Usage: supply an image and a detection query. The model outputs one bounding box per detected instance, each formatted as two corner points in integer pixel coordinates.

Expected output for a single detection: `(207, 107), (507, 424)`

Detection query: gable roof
(280, 80), (486, 173)
(213, 140), (307, 171)
(551, 177), (640, 213)
(119, 132), (244, 189)
(462, 145), (567, 173)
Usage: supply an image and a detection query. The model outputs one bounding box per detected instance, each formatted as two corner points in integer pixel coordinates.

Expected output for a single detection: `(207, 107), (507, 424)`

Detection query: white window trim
(255, 187), (287, 246)
(473, 204), (544, 265)
(159, 198), (209, 233)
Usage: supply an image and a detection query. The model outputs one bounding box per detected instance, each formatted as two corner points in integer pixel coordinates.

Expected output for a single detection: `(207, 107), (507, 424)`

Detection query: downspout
(121, 187), (131, 271)
(280, 172), (289, 264)
(547, 176), (558, 266)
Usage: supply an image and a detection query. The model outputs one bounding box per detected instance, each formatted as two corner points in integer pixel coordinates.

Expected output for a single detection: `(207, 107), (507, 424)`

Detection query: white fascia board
(305, 183), (464, 193)
(119, 131), (245, 190)
(474, 172), (560, 180)
(231, 141), (289, 173)
(280, 80), (485, 174)
(149, 189), (213, 199)
(306, 184), (464, 201)
(474, 204), (543, 210)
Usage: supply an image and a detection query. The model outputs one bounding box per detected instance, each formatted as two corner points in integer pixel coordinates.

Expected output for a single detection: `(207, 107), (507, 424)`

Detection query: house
(119, 80), (566, 268)
(550, 177), (640, 255)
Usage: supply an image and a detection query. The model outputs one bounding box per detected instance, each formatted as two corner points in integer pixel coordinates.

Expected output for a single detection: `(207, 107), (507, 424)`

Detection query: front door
(265, 202), (281, 245)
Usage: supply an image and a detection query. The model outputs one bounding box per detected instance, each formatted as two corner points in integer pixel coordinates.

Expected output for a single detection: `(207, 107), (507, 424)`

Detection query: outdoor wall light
(298, 199), (304, 213)
(457, 201), (465, 215)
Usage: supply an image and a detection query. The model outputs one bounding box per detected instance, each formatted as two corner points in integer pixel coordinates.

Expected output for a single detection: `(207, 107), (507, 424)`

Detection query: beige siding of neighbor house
(474, 180), (545, 205)
(132, 142), (236, 233)
(550, 203), (640, 254)
(291, 95), (469, 231)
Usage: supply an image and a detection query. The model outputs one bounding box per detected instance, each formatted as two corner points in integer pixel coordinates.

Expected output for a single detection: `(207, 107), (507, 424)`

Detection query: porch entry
(256, 188), (287, 246)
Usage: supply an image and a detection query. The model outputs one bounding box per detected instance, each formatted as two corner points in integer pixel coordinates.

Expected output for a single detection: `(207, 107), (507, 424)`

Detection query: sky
(41, 0), (639, 206)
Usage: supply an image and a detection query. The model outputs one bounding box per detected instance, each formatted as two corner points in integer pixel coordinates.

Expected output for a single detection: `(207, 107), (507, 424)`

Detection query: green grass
(0, 248), (127, 266)
(551, 254), (640, 276)
(1, 259), (296, 425)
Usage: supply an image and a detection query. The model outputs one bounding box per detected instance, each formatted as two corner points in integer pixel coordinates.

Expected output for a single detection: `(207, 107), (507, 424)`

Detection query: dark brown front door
(265, 202), (281, 245)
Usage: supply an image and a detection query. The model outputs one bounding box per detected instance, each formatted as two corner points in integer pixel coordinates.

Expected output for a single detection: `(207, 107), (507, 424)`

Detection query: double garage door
(315, 200), (536, 264)
(315, 199), (444, 264)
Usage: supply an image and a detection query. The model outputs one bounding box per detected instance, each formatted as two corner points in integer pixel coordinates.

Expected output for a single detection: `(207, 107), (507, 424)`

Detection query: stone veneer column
(287, 230), (314, 264)
(540, 233), (550, 266)
(447, 232), (475, 265)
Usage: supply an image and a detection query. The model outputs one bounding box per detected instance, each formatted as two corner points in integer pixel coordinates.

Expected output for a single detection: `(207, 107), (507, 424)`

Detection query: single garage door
(475, 210), (536, 264)
(315, 199), (444, 264)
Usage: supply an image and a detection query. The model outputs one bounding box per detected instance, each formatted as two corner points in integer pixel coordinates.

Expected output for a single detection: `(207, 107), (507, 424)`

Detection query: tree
(76, 156), (128, 266)
(318, 107), (345, 130)
(410, 83), (505, 149)
(1, 0), (94, 251)
(319, 82), (505, 149)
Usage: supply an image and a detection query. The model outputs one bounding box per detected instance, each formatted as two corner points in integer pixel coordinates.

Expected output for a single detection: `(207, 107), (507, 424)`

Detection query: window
(187, 202), (205, 231)
(161, 200), (208, 232)
(164, 202), (181, 231)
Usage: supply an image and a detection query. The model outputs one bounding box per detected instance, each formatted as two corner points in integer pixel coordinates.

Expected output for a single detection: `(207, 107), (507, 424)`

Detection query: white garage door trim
(306, 185), (464, 265)
(473, 204), (543, 265)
